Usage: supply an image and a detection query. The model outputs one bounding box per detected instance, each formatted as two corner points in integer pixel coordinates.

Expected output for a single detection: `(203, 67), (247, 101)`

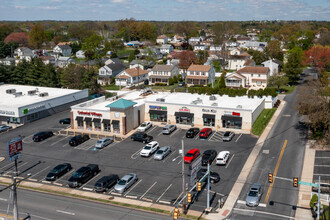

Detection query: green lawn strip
(151, 83), (179, 91)
(252, 108), (277, 136)
(117, 48), (135, 56)
(0, 181), (202, 220)
(102, 84), (120, 90)
(268, 85), (296, 94)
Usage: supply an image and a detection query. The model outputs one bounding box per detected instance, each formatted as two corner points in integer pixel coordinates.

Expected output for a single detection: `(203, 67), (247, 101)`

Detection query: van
(216, 151), (230, 165)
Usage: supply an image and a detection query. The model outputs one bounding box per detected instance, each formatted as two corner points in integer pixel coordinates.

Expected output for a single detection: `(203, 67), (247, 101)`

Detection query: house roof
(226, 72), (246, 79)
(105, 61), (126, 74)
(228, 55), (247, 60)
(125, 68), (148, 77)
(186, 75), (208, 80)
(252, 78), (267, 81)
(241, 52), (251, 57)
(236, 36), (251, 41)
(272, 58), (283, 65)
(115, 74), (130, 79)
(152, 64), (175, 72)
(237, 66), (269, 74)
(57, 45), (72, 50)
(105, 98), (137, 109)
(187, 64), (211, 72)
(161, 44), (172, 49)
(244, 59), (254, 66)
(157, 35), (167, 39)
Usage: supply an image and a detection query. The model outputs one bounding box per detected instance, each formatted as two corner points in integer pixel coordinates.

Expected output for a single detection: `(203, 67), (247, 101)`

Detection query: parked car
(178, 81), (185, 87)
(137, 121), (152, 132)
(199, 128), (212, 139)
(222, 131), (235, 142)
(68, 164), (100, 188)
(162, 124), (176, 135)
(246, 183), (263, 207)
(95, 138), (113, 149)
(94, 175), (119, 193)
(33, 131), (54, 142)
(140, 141), (159, 157)
(45, 163), (72, 181)
(0, 125), (12, 133)
(131, 132), (153, 143)
(59, 118), (71, 124)
(200, 168), (220, 183)
(69, 135), (89, 146)
(202, 150), (217, 166)
(114, 173), (138, 193)
(186, 128), (200, 138)
(216, 151), (230, 165)
(154, 146), (171, 160)
(184, 149), (200, 164)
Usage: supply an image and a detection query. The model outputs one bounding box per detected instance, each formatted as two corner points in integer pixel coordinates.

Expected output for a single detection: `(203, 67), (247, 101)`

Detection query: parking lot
(0, 112), (258, 212)
(314, 151), (330, 182)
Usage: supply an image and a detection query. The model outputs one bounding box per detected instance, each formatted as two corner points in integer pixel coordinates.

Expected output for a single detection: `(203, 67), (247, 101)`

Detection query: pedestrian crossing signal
(293, 177), (298, 187)
(268, 173), (273, 183)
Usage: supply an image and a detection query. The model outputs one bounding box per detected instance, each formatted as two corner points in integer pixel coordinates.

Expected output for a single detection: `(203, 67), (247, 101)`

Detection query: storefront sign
(224, 111), (240, 116)
(233, 112), (240, 116)
(0, 109), (15, 116)
(23, 104), (46, 114)
(179, 107), (190, 112)
(149, 105), (167, 110)
(114, 112), (120, 118)
(77, 111), (102, 117)
(202, 109), (217, 113)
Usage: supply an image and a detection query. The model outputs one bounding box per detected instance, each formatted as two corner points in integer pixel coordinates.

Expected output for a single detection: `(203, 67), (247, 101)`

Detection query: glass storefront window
(77, 120), (84, 129)
(223, 120), (242, 129)
(113, 123), (120, 133)
(150, 114), (167, 122)
(94, 122), (101, 131)
(176, 116), (193, 125)
(103, 123), (110, 132)
(203, 117), (215, 126)
(86, 121), (92, 130)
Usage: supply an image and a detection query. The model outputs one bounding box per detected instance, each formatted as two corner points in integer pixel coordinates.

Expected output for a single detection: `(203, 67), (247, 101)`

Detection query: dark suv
(33, 131), (54, 142)
(59, 118), (71, 124)
(186, 128), (200, 138)
(68, 164), (100, 188)
(94, 175), (119, 192)
(69, 135), (89, 146)
(131, 132), (153, 143)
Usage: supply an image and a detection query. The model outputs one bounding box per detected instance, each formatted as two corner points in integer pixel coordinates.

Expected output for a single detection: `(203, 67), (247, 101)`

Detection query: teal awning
(105, 98), (137, 109)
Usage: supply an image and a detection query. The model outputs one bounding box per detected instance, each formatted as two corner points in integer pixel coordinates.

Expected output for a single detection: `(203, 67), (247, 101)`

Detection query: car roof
(147, 141), (158, 145)
(201, 128), (210, 132)
(188, 148), (199, 153)
(251, 183), (261, 189)
(204, 150), (215, 154)
(122, 173), (134, 180)
(217, 151), (230, 157)
(98, 138), (108, 141)
(159, 146), (170, 150)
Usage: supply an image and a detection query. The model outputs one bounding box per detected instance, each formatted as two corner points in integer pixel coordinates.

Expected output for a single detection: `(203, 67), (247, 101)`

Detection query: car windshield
(248, 191), (258, 197)
(118, 179), (126, 185)
(72, 171), (83, 178)
(156, 150), (163, 154)
(51, 166), (63, 173)
(144, 146), (151, 150)
(97, 140), (103, 144)
(186, 153), (193, 157)
(140, 124), (146, 127)
(224, 132), (230, 136)
(163, 127), (168, 130)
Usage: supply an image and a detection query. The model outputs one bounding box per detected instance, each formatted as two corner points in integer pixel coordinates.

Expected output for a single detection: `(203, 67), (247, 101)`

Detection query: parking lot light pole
(207, 162), (210, 210)
(181, 139), (186, 214)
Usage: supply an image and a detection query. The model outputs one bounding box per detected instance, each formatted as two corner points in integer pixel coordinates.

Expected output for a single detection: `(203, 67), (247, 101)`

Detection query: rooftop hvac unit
(211, 102), (218, 106)
(14, 92), (23, 97)
(156, 98), (165, 102)
(39, 92), (49, 97)
(28, 90), (37, 95)
(209, 95), (216, 101)
(6, 89), (16, 94)
(236, 105), (242, 109)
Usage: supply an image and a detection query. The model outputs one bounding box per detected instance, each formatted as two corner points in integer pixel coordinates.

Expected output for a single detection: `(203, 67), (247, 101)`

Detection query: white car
(138, 121), (152, 132)
(140, 141), (159, 157)
(216, 151), (230, 165)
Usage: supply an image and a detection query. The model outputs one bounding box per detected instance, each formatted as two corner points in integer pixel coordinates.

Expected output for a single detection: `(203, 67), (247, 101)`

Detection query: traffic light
(197, 182), (202, 191)
(268, 173), (273, 183)
(293, 177), (298, 187)
(173, 207), (179, 220)
(187, 192), (192, 203)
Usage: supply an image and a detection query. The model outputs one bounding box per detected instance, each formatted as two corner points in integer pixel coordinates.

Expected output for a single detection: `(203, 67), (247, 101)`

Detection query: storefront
(203, 114), (215, 127)
(221, 112), (242, 129)
(148, 105), (167, 122)
(175, 107), (194, 125)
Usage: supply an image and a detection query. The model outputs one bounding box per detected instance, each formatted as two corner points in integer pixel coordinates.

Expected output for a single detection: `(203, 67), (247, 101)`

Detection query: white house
(115, 68), (149, 87)
(14, 47), (34, 61)
(148, 64), (180, 85)
(262, 59), (282, 76)
(98, 58), (126, 85)
(39, 56), (56, 65)
(55, 57), (74, 68)
(225, 41), (240, 50)
(236, 66), (270, 88)
(53, 45), (72, 57)
(189, 37), (202, 45)
(156, 35), (168, 44)
(76, 50), (85, 59)
(210, 45), (222, 52)
(242, 41), (268, 52)
(226, 55), (249, 70)
(170, 35), (185, 43)
(160, 44), (173, 54)
(236, 36), (251, 46)
(0, 57), (16, 66)
(185, 64), (215, 87)
(194, 44), (207, 51)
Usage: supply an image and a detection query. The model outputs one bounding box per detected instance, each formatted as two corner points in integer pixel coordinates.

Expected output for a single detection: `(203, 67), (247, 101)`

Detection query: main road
(0, 187), (171, 220)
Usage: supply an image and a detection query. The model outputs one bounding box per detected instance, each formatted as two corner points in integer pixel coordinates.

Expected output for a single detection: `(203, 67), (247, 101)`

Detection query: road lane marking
(56, 210), (75, 215)
(236, 200), (266, 207)
(314, 165), (330, 167)
(264, 139), (287, 204)
(282, 114), (291, 117)
(0, 198), (7, 201)
(235, 133), (242, 142)
(315, 157), (330, 159)
(225, 154), (235, 168)
(124, 179), (142, 197)
(30, 166), (50, 179)
(159, 200), (171, 204)
(233, 208), (294, 219)
(22, 134), (34, 144)
(131, 147), (144, 159)
(51, 136), (68, 146)
(139, 181), (157, 199)
(156, 184), (172, 202)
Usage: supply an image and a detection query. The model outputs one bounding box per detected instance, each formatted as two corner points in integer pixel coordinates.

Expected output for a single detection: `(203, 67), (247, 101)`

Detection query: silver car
(114, 173), (138, 193)
(95, 138), (113, 149)
(222, 131), (235, 142)
(246, 183), (263, 207)
(154, 146), (171, 160)
(162, 125), (176, 135)
(0, 125), (12, 132)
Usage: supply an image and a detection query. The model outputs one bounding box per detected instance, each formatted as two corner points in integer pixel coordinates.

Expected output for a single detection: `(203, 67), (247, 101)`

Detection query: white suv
(216, 151), (230, 165)
(140, 141), (159, 157)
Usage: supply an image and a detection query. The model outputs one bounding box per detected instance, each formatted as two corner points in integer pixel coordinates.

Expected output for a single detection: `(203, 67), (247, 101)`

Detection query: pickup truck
(131, 132), (153, 143)
(68, 164), (100, 188)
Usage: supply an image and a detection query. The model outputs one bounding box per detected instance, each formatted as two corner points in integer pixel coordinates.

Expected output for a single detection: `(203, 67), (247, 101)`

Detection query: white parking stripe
(226, 154), (235, 168)
(17, 162), (29, 169)
(146, 126), (157, 134)
(131, 147), (144, 159)
(124, 179), (142, 197)
(208, 131), (218, 141)
(235, 133), (242, 142)
(170, 128), (180, 137)
(314, 165), (330, 167)
(30, 166), (50, 178)
(51, 136), (69, 146)
(177, 159), (182, 164)
(139, 181), (157, 199)
(22, 134), (34, 144)
(79, 173), (100, 189)
(173, 192), (183, 205)
(156, 184), (172, 202)
(163, 150), (176, 163)
(55, 169), (75, 183)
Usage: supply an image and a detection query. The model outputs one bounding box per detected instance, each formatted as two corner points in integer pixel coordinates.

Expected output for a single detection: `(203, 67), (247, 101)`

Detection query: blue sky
(0, 0), (329, 21)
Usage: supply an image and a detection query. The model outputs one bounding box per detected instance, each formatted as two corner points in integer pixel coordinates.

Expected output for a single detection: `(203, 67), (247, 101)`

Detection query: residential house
(115, 67), (149, 87)
(194, 44), (207, 51)
(230, 48), (244, 55)
(236, 36), (251, 46)
(262, 59), (282, 76)
(210, 45), (222, 52)
(226, 55), (250, 70)
(55, 57), (74, 68)
(156, 35), (168, 44)
(185, 64), (215, 87)
(189, 37), (202, 45)
(39, 56), (56, 65)
(170, 35), (185, 43)
(124, 41), (141, 48)
(130, 60), (156, 70)
(76, 50), (85, 59)
(14, 47), (34, 61)
(225, 41), (240, 50)
(53, 44), (72, 57)
(225, 72), (247, 88)
(234, 66), (270, 88)
(148, 64), (180, 85)
(98, 58), (126, 85)
(200, 41), (211, 47)
(242, 41), (268, 52)
(160, 44), (173, 54)
(0, 57), (16, 66)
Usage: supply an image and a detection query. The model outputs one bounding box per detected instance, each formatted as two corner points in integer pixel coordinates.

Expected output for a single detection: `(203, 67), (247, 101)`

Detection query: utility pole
(181, 139), (186, 214)
(207, 162), (210, 210)
(317, 176), (320, 220)
(12, 177), (18, 220)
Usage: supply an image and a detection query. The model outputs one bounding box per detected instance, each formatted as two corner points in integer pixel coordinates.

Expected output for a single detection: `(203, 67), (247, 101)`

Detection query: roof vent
(236, 105), (242, 108)
(14, 92), (23, 97)
(6, 89), (16, 94)
(211, 102), (218, 106)
(39, 92), (49, 97)
(209, 95), (216, 100)
(156, 98), (165, 102)
(28, 90), (37, 95)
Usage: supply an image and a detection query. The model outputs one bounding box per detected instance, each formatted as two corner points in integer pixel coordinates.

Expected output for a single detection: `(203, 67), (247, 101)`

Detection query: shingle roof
(236, 66), (269, 74)
(157, 35), (167, 39)
(152, 64), (175, 72)
(124, 68), (148, 77)
(187, 64), (211, 72)
(105, 99), (137, 109)
(244, 59), (254, 66)
(58, 45), (72, 50)
(105, 62), (126, 76)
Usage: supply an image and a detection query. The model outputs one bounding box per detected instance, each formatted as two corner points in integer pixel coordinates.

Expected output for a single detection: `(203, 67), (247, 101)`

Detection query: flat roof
(0, 84), (83, 110)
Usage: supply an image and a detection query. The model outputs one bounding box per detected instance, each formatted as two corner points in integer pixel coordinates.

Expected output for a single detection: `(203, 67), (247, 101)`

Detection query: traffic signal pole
(317, 176), (320, 220)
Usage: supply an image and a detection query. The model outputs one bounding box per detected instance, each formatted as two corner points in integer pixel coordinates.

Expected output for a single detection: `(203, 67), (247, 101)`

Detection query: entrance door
(138, 110), (141, 125)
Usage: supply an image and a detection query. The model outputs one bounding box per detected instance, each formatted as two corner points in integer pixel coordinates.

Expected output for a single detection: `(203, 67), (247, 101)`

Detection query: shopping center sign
(77, 111), (102, 117)
(179, 107), (190, 112)
(7, 137), (23, 162)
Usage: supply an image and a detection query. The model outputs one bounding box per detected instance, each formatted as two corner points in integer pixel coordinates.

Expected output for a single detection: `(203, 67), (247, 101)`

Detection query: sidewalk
(206, 100), (286, 220)
(295, 141), (314, 220)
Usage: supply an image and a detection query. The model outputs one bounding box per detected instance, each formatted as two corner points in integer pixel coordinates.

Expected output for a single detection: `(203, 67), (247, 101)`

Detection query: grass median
(252, 108), (277, 136)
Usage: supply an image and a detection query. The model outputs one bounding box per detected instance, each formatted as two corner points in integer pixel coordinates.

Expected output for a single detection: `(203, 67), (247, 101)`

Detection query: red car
(184, 149), (200, 164)
(199, 128), (212, 139)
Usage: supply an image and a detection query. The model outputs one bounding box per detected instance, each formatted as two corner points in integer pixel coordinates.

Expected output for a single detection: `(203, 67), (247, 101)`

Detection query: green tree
(0, 24), (14, 41)
(212, 60), (221, 72)
(11, 60), (30, 84)
(247, 49), (267, 65)
(29, 24), (47, 48)
(81, 34), (104, 60)
(70, 42), (82, 54)
(60, 64), (84, 89)
(128, 52), (135, 62)
(26, 58), (44, 86)
(198, 50), (209, 65)
(138, 22), (156, 41)
(265, 40), (283, 61)
(284, 47), (303, 84)
(40, 64), (60, 87)
(268, 74), (288, 90)
(218, 70), (226, 88)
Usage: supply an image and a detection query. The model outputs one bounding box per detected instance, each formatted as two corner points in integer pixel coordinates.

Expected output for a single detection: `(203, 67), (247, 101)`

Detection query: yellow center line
(264, 139), (288, 204)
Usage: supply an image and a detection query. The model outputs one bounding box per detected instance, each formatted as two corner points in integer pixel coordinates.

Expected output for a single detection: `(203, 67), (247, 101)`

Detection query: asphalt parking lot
(314, 151), (330, 182)
(0, 111), (258, 212)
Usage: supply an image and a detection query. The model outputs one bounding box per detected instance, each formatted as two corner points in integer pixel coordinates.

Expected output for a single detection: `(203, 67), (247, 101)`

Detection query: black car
(68, 164), (100, 188)
(202, 150), (217, 166)
(33, 131), (54, 142)
(69, 135), (89, 146)
(45, 163), (72, 181)
(59, 118), (71, 124)
(178, 81), (185, 87)
(200, 168), (220, 183)
(131, 132), (153, 143)
(186, 128), (200, 138)
(94, 175), (119, 192)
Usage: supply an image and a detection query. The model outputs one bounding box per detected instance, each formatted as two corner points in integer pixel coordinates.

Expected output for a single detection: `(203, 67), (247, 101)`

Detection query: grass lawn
(151, 83), (179, 91)
(252, 108), (277, 136)
(117, 48), (134, 56)
(268, 85), (296, 94)
(102, 84), (120, 90)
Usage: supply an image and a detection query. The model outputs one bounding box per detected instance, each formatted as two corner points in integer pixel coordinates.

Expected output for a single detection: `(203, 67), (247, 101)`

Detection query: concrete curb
(206, 101), (286, 220)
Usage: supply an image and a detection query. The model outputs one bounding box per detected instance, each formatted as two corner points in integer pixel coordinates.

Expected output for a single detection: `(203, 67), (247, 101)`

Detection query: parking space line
(226, 154), (235, 168)
(170, 128), (180, 137)
(62, 143), (69, 148)
(163, 150), (176, 163)
(22, 134), (34, 144)
(124, 179), (142, 197)
(146, 126), (157, 134)
(177, 159), (182, 164)
(139, 181), (157, 199)
(157, 131), (163, 137)
(148, 155), (154, 161)
(235, 133), (242, 142)
(0, 161), (21, 171)
(173, 192), (183, 205)
(51, 136), (69, 146)
(194, 134), (199, 140)
(16, 162), (29, 169)
(156, 184), (172, 202)
(55, 169), (75, 183)
(30, 166), (50, 179)
(208, 131), (217, 141)
(131, 147), (144, 159)
(80, 173), (100, 189)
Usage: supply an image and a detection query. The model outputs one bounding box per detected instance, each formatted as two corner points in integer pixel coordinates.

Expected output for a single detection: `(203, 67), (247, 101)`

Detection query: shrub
(310, 194), (318, 208)
(178, 74), (183, 82)
(154, 83), (167, 86)
(173, 75), (178, 83)
(169, 78), (174, 85)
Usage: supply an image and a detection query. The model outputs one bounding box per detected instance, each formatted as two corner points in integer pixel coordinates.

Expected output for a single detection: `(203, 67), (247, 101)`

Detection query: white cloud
(15, 5), (28, 9)
(39, 6), (60, 10)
